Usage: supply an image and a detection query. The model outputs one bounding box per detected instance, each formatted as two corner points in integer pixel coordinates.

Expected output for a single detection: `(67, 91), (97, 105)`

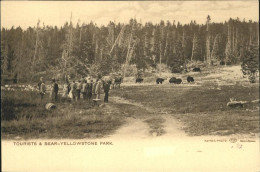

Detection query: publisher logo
(229, 138), (237, 143)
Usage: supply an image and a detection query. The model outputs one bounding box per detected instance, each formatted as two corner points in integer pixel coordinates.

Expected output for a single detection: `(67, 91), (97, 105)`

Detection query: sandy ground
(2, 116), (259, 172)
(2, 65), (259, 172)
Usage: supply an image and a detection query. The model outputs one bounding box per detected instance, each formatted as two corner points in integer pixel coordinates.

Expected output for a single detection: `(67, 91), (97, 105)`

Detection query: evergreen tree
(1, 43), (9, 74)
(241, 42), (259, 83)
(170, 40), (185, 73)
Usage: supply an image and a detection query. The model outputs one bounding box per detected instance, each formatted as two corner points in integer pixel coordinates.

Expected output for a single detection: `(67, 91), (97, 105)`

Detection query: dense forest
(1, 15), (259, 82)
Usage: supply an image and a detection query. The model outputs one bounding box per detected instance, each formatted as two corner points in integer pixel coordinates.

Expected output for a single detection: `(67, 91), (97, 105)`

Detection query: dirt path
(109, 96), (187, 139)
(101, 96), (260, 171)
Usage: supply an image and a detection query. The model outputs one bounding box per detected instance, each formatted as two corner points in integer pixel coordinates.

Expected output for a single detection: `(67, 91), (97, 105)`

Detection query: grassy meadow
(1, 90), (124, 139)
(1, 65), (259, 138)
(111, 83), (259, 136)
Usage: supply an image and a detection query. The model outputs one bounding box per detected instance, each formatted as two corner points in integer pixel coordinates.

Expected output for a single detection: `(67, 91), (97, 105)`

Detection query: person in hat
(103, 80), (110, 103)
(70, 80), (77, 101)
(38, 77), (43, 91)
(82, 80), (88, 100)
(87, 79), (93, 101)
(50, 79), (55, 101)
(95, 79), (102, 99)
(40, 81), (46, 100)
(53, 79), (59, 101)
(76, 80), (82, 101)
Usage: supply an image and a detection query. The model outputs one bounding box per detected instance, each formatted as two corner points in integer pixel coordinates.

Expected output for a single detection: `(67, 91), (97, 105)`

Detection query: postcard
(1, 1), (259, 171)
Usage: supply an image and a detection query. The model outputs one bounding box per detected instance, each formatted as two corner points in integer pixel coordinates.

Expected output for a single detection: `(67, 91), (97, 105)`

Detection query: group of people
(38, 76), (111, 103)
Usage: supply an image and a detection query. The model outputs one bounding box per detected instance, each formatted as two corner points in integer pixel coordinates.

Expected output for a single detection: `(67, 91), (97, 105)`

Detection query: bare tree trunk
(110, 25), (125, 54)
(159, 43), (162, 76)
(191, 34), (195, 61)
(211, 35), (217, 61)
(164, 31), (169, 65)
(32, 20), (40, 66)
(232, 26), (235, 53)
(124, 24), (134, 78)
(95, 40), (98, 64)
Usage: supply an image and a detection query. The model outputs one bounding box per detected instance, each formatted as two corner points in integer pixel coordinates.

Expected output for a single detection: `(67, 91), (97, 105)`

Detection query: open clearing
(1, 65), (259, 139)
(2, 65), (259, 172)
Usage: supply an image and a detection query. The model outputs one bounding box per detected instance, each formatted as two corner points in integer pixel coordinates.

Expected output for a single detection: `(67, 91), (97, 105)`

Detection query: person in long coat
(81, 80), (88, 100)
(103, 80), (110, 103)
(95, 79), (102, 99)
(50, 79), (58, 102)
(87, 79), (93, 101)
(62, 83), (69, 98)
(40, 81), (46, 100)
(92, 79), (97, 99)
(69, 80), (77, 101)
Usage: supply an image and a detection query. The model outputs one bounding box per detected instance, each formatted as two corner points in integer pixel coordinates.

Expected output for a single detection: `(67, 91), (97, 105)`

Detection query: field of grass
(111, 83), (259, 136)
(1, 65), (259, 138)
(1, 91), (123, 139)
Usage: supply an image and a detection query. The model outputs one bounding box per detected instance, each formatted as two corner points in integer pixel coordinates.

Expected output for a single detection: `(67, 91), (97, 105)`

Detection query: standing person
(50, 79), (55, 102)
(54, 79), (59, 102)
(95, 79), (102, 99)
(69, 80), (77, 101)
(40, 81), (46, 100)
(62, 82), (68, 98)
(67, 80), (71, 95)
(76, 80), (82, 101)
(92, 79), (97, 100)
(87, 79), (93, 101)
(81, 80), (87, 100)
(103, 80), (110, 103)
(38, 77), (43, 90)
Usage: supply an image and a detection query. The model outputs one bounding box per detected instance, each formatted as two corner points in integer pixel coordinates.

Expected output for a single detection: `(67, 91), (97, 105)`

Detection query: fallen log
(227, 99), (259, 108)
(227, 101), (246, 108)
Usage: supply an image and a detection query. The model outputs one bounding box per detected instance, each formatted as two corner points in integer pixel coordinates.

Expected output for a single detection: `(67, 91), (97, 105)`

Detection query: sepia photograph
(1, 1), (259, 171)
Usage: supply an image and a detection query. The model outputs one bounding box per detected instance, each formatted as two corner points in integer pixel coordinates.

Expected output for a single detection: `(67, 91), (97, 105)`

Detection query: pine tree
(1, 43), (9, 74)
(241, 42), (259, 83)
(170, 40), (185, 73)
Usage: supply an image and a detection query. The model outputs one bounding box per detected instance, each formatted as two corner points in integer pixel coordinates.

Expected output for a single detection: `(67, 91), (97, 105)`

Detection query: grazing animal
(169, 77), (177, 84)
(220, 61), (225, 65)
(136, 78), (144, 83)
(187, 76), (194, 83)
(175, 78), (182, 84)
(192, 68), (201, 72)
(156, 78), (165, 84)
(169, 77), (182, 84)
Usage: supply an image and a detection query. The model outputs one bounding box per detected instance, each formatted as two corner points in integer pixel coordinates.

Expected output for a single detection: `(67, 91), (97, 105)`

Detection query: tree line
(1, 15), (259, 82)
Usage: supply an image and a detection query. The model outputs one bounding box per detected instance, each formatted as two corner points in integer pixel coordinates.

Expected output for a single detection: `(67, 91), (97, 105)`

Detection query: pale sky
(1, 1), (259, 29)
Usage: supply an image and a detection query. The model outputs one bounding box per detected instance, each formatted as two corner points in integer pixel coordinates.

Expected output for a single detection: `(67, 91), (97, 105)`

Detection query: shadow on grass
(1, 91), (124, 139)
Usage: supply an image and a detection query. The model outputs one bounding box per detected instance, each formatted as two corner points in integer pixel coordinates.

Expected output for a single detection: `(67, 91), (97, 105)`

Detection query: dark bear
(169, 77), (177, 84)
(136, 78), (144, 83)
(156, 78), (164, 84)
(175, 78), (182, 84)
(187, 76), (194, 83)
(220, 61), (225, 65)
(192, 68), (201, 72)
